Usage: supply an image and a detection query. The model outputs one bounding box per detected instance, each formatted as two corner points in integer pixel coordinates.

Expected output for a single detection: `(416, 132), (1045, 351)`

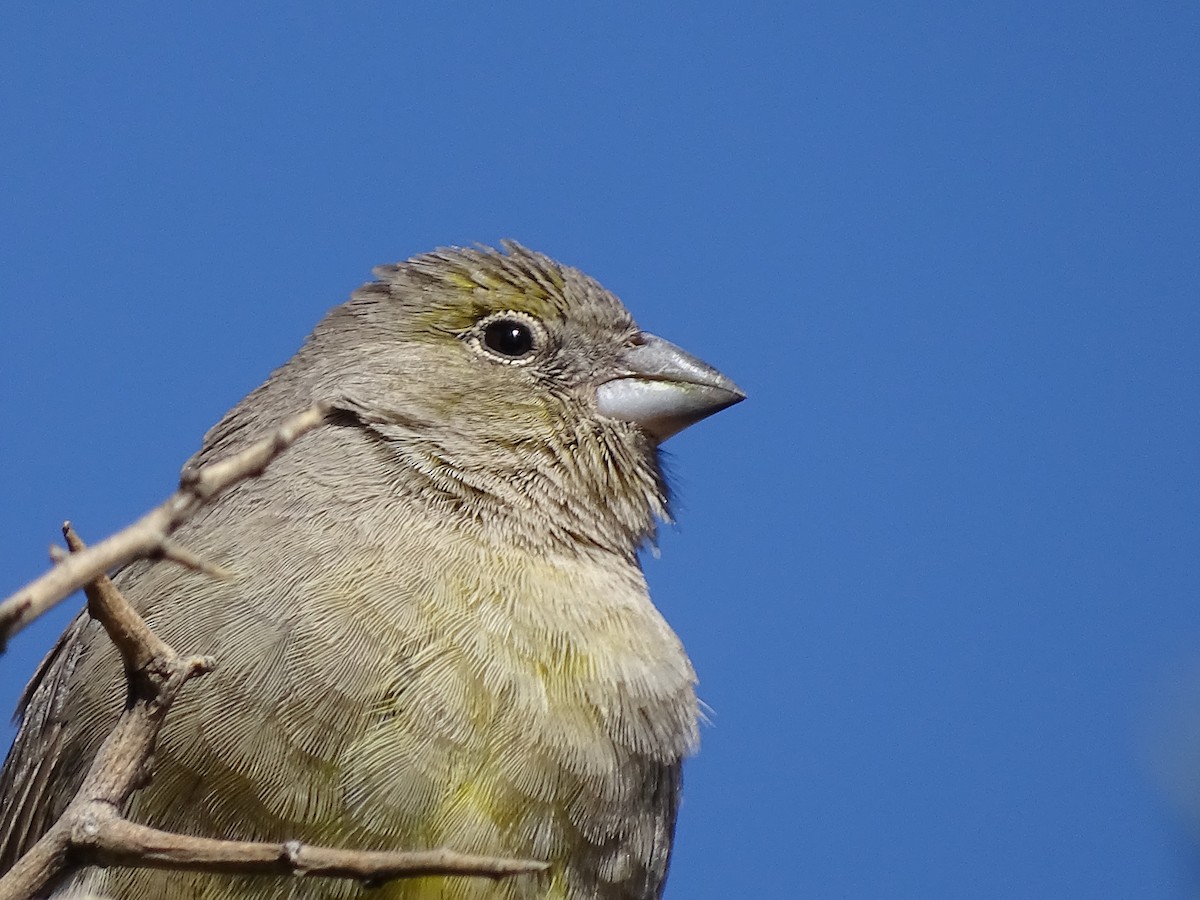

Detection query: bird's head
(291, 242), (744, 555)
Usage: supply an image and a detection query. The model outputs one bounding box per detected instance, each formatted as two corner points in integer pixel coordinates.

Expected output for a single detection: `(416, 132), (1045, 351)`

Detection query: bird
(0, 241), (744, 899)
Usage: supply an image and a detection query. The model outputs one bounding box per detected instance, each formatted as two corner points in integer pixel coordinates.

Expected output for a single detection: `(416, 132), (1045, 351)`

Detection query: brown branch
(65, 524), (174, 673)
(0, 404), (330, 652)
(84, 816), (542, 883)
(0, 526), (218, 900)
(0, 488), (545, 899)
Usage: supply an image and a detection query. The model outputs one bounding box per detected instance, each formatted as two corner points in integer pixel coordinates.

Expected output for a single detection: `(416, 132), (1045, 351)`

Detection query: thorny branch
(0, 405), (546, 899)
(0, 404), (331, 651)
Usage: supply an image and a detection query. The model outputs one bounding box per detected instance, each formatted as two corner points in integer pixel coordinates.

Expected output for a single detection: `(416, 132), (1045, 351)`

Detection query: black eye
(482, 318), (536, 358)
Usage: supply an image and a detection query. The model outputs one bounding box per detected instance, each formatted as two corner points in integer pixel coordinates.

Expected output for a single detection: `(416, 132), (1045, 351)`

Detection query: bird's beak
(596, 333), (745, 442)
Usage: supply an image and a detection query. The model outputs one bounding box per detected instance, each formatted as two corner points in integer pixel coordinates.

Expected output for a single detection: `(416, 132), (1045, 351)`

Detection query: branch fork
(0, 405), (546, 899)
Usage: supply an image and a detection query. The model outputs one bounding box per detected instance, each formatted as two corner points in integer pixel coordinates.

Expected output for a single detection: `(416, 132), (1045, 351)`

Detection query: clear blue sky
(2, 3), (1199, 897)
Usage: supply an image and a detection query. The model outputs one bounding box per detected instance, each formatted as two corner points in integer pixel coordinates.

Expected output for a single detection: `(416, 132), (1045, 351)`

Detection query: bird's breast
(330, 537), (697, 844)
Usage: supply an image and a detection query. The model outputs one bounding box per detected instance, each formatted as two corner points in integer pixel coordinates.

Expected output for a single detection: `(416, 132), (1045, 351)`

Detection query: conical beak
(596, 332), (745, 442)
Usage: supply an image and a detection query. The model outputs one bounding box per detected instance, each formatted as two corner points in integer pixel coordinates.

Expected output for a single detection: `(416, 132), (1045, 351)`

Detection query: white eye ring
(472, 311), (546, 364)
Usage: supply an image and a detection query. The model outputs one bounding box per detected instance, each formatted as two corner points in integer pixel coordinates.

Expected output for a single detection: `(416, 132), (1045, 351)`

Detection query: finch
(0, 242), (743, 899)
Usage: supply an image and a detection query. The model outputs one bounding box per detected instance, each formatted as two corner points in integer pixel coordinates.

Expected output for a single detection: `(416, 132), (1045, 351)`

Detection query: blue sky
(2, 2), (1199, 897)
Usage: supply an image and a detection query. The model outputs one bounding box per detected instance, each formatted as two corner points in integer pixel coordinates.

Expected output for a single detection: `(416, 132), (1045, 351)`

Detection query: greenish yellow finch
(0, 242), (743, 899)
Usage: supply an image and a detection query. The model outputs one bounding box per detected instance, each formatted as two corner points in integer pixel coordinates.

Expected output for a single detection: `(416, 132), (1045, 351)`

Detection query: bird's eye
(482, 318), (537, 359)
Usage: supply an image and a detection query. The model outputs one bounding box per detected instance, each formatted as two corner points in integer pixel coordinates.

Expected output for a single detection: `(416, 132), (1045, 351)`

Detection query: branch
(83, 816), (541, 883)
(0, 404), (330, 651)
(0, 483), (545, 899)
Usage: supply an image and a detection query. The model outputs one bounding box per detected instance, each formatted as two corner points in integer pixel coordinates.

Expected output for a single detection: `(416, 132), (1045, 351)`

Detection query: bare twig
(0, 502), (545, 899)
(84, 815), (544, 883)
(0, 526), (217, 900)
(153, 537), (232, 580)
(0, 404), (330, 651)
(64, 524), (175, 674)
